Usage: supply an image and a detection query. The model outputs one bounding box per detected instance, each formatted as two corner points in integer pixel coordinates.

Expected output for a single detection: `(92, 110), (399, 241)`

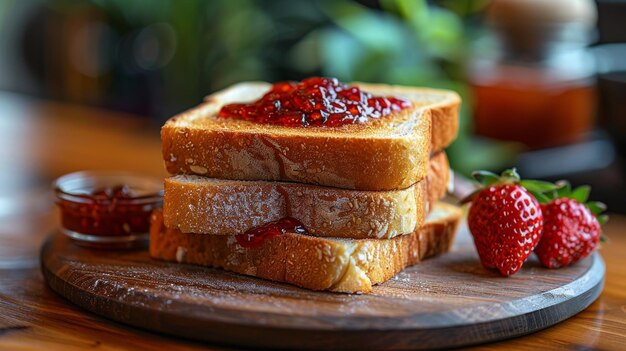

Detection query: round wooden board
(41, 226), (604, 350)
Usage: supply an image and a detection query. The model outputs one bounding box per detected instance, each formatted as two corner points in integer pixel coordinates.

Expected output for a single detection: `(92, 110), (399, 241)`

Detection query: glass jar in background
(595, 43), (626, 156)
(469, 0), (597, 149)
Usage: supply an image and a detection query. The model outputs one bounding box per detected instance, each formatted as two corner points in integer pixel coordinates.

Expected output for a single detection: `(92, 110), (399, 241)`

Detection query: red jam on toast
(236, 217), (308, 248)
(218, 77), (411, 127)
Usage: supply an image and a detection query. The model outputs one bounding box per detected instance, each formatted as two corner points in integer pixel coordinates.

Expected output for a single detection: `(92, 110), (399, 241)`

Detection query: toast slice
(162, 82), (460, 191)
(150, 202), (461, 293)
(163, 151), (450, 239)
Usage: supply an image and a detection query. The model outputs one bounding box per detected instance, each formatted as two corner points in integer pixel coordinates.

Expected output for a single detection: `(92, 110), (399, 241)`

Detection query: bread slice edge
(149, 202), (462, 294)
(163, 151), (449, 239)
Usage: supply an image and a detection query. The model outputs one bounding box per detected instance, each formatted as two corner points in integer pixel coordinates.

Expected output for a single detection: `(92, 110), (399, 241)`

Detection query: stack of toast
(150, 81), (462, 293)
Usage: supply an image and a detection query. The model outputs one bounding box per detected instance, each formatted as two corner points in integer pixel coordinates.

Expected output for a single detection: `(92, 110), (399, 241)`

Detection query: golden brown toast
(163, 151), (450, 239)
(150, 202), (461, 293)
(162, 82), (460, 191)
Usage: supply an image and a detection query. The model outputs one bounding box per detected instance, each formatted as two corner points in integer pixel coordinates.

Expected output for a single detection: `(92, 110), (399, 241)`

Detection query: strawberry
(533, 183), (607, 268)
(465, 169), (547, 276)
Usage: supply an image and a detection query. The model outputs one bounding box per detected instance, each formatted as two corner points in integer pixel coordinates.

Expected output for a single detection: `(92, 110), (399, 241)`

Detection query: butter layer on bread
(150, 202), (461, 293)
(162, 82), (460, 191)
(163, 151), (449, 239)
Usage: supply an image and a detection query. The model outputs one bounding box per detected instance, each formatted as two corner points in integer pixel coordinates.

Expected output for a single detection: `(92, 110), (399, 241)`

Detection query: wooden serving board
(41, 226), (604, 350)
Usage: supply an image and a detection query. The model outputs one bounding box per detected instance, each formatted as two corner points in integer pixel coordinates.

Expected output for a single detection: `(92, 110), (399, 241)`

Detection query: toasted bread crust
(163, 152), (449, 239)
(162, 82), (459, 190)
(150, 203), (461, 293)
(351, 82), (461, 153)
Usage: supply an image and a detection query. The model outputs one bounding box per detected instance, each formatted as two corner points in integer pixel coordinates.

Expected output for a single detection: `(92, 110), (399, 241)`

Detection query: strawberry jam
(89, 185), (134, 200)
(236, 217), (308, 248)
(218, 77), (412, 127)
(58, 185), (150, 237)
(54, 171), (163, 249)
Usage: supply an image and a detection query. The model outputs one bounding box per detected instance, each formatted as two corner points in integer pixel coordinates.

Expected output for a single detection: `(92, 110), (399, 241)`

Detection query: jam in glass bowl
(53, 171), (163, 249)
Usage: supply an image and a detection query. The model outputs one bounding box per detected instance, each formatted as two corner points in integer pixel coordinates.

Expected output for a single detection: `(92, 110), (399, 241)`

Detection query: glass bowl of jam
(53, 171), (163, 249)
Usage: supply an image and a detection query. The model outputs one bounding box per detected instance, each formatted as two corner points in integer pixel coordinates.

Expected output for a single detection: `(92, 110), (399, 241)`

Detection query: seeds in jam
(90, 185), (134, 200)
(218, 77), (412, 127)
(236, 217), (308, 248)
(58, 185), (153, 236)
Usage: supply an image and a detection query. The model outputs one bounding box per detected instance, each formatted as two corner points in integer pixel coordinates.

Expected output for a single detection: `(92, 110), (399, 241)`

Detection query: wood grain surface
(40, 226), (604, 350)
(1, 93), (626, 350)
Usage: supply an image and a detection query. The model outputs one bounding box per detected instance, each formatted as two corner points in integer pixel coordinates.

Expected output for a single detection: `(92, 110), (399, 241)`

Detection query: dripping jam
(218, 77), (412, 127)
(236, 217), (308, 248)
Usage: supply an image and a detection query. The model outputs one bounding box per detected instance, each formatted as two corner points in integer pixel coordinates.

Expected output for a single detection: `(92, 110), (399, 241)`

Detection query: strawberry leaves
(472, 168), (523, 187)
(588, 201), (608, 226)
(465, 169), (609, 227)
(472, 170), (500, 187)
(460, 169), (519, 204)
(570, 185), (591, 203)
(519, 179), (560, 203)
(537, 181), (608, 224)
(586, 201), (607, 215)
(465, 168), (559, 204)
(519, 180), (560, 194)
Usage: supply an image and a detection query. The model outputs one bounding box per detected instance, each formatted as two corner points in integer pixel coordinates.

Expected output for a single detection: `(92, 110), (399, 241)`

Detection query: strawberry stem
(500, 168), (521, 184)
(471, 170), (500, 187)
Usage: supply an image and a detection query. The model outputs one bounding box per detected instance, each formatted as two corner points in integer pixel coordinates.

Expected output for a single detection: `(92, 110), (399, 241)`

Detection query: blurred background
(0, 0), (625, 211)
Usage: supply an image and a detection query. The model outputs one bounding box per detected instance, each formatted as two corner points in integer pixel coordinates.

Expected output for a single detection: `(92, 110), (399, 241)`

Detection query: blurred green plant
(289, 0), (518, 176)
(0, 1), (10, 24)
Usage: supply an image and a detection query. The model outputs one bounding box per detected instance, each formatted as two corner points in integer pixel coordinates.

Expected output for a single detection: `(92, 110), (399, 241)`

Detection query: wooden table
(0, 92), (624, 350)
